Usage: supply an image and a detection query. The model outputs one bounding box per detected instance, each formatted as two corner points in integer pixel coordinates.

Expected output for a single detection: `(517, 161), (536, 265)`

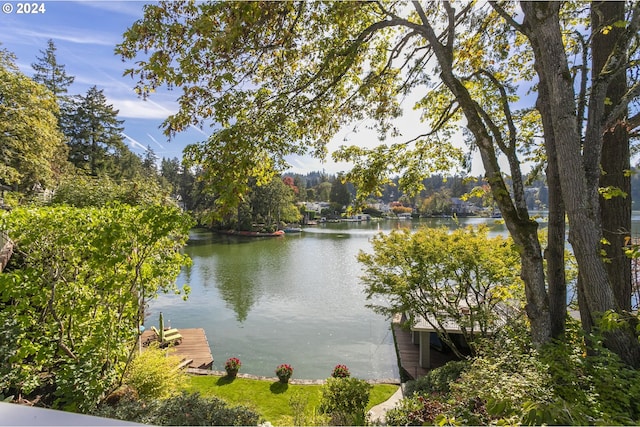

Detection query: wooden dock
(392, 320), (456, 381)
(140, 328), (214, 369)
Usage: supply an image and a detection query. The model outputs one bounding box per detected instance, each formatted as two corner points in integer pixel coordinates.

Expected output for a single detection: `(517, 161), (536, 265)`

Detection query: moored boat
(218, 229), (285, 237)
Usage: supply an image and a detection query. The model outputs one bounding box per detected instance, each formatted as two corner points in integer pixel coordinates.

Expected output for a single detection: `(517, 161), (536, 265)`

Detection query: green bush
(533, 321), (640, 425)
(448, 334), (553, 423)
(320, 377), (372, 426)
(289, 391), (330, 426)
(386, 395), (448, 426)
(0, 204), (191, 412)
(443, 319), (640, 425)
(94, 391), (260, 426)
(386, 317), (640, 426)
(51, 174), (172, 207)
(405, 360), (469, 396)
(123, 345), (188, 400)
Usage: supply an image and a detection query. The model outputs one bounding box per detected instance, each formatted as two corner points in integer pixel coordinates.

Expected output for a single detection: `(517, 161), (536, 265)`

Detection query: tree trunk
(521, 1), (640, 367)
(536, 76), (567, 338)
(593, 0), (632, 312)
(411, 2), (552, 347)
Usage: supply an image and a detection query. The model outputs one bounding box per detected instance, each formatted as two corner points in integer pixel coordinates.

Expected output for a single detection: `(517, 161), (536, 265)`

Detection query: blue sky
(0, 1), (210, 163)
(0, 0), (486, 176)
(0, 0), (366, 174)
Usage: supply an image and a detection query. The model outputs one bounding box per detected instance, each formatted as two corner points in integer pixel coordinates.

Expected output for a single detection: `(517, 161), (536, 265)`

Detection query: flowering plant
(331, 364), (350, 378)
(331, 365), (351, 378)
(275, 364), (293, 378)
(225, 357), (242, 371)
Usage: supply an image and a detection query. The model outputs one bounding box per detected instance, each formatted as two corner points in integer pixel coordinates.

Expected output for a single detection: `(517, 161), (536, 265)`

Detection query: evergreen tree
(142, 145), (158, 177)
(160, 157), (181, 193)
(64, 86), (126, 176)
(31, 39), (75, 101)
(330, 174), (351, 208)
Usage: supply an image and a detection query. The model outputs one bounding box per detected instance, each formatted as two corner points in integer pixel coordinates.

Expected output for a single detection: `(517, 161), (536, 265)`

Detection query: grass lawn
(186, 375), (399, 426)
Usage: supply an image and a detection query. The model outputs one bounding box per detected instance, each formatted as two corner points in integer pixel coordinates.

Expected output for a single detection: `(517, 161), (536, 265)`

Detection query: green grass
(186, 375), (399, 425)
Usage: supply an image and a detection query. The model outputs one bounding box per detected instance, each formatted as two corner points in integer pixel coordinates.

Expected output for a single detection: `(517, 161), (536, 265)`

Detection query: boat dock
(140, 328), (214, 369)
(392, 316), (456, 381)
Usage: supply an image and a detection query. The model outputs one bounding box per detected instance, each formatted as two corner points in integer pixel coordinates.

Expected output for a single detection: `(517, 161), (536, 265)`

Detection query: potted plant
(275, 363), (293, 383)
(331, 364), (350, 378)
(224, 357), (241, 378)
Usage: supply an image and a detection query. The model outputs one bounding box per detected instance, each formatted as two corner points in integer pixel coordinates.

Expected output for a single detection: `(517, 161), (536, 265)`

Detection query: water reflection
(151, 213), (640, 379)
(149, 217), (512, 379)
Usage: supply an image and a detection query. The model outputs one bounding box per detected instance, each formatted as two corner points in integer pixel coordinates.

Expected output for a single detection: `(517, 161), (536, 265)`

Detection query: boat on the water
(283, 227), (302, 233)
(218, 229), (285, 237)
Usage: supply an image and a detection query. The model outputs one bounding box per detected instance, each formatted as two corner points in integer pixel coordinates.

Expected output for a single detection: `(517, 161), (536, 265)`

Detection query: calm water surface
(149, 217), (512, 380)
(151, 213), (640, 380)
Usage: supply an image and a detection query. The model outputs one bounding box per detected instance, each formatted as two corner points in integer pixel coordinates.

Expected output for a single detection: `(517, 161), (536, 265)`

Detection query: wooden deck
(392, 320), (457, 381)
(140, 328), (213, 369)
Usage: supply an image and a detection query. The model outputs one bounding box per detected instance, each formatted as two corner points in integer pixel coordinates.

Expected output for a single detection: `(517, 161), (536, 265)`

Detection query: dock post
(419, 331), (431, 369)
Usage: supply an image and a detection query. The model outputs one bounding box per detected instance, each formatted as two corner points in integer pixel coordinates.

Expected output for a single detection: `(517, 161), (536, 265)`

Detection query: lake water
(150, 213), (640, 380)
(149, 216), (511, 380)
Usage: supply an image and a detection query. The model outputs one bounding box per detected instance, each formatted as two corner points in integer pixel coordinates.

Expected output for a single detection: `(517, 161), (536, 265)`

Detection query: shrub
(0, 204), (191, 412)
(103, 385), (138, 406)
(533, 321), (640, 425)
(94, 391), (260, 426)
(123, 345), (188, 400)
(449, 340), (553, 420)
(385, 395), (448, 426)
(320, 377), (372, 426)
(51, 174), (171, 207)
(288, 391), (332, 426)
(405, 360), (469, 396)
(289, 392), (308, 426)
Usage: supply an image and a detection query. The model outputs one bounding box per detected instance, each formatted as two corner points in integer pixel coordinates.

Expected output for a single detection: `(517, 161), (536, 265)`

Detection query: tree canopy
(0, 48), (67, 191)
(63, 86), (127, 176)
(31, 39), (75, 101)
(0, 204), (192, 411)
(116, 1), (463, 208)
(360, 225), (523, 358)
(117, 1), (640, 365)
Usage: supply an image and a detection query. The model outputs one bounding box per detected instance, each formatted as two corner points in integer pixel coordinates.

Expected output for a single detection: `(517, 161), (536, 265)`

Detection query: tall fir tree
(31, 39), (75, 101)
(142, 145), (158, 177)
(64, 86), (126, 176)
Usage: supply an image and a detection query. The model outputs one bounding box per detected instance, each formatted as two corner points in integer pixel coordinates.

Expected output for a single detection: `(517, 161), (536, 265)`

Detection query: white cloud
(122, 133), (148, 151)
(146, 133), (165, 150)
(16, 28), (118, 47)
(112, 98), (177, 119)
(71, 1), (145, 18)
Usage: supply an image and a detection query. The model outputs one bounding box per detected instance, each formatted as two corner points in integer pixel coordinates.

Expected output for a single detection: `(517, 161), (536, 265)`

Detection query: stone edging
(186, 368), (400, 385)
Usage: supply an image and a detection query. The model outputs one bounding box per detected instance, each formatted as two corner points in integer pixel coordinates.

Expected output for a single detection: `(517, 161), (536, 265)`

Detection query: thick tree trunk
(593, 0), (632, 312)
(411, 4), (552, 346)
(521, 1), (640, 367)
(536, 78), (567, 338)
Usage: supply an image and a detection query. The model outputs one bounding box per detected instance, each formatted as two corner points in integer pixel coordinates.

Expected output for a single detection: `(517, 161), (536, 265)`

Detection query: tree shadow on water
(270, 381), (289, 394)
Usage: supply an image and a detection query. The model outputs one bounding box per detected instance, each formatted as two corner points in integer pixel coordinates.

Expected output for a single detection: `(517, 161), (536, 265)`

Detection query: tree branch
(605, 80), (640, 130)
(489, 1), (523, 32)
